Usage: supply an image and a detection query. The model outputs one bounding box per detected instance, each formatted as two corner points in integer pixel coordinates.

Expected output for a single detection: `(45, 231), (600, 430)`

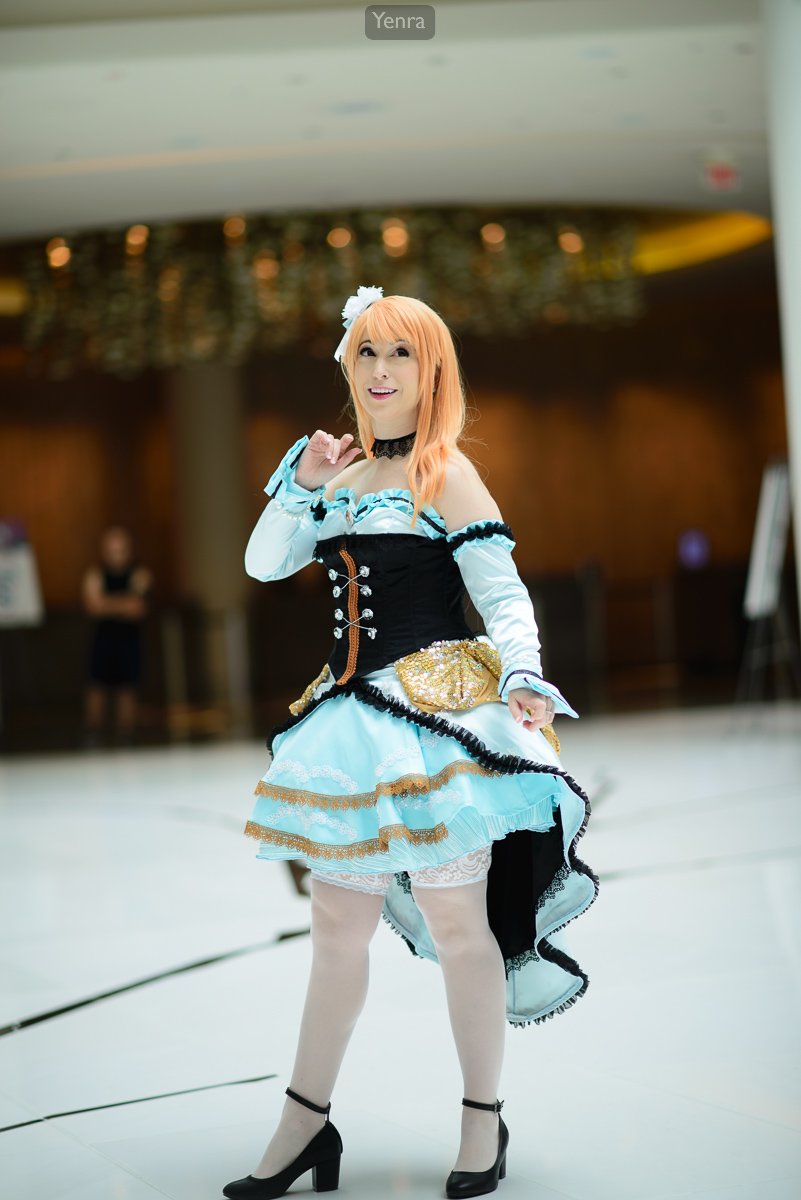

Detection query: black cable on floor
(0, 1074), (277, 1133)
(600, 842), (801, 882)
(0, 928), (310, 1038)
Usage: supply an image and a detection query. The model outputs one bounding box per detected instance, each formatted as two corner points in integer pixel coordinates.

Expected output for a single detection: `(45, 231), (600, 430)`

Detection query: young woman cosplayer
(223, 289), (597, 1200)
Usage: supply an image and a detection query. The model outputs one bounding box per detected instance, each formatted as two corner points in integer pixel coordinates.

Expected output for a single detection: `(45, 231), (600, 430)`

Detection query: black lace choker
(371, 430), (417, 459)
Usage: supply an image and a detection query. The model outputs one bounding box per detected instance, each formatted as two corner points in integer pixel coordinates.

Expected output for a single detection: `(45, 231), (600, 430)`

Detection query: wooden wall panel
(470, 367), (788, 582)
(0, 424), (112, 607)
(245, 411), (305, 520)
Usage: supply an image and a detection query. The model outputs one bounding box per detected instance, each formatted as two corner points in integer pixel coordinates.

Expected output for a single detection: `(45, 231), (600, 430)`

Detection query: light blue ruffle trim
(312, 487), (446, 539)
(264, 435), (325, 511)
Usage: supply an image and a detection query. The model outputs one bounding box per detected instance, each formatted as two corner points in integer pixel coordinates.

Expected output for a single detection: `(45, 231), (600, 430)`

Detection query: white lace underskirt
(309, 845), (492, 896)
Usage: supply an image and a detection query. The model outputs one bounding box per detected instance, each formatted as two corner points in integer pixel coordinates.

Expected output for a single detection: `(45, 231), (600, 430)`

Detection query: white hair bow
(333, 285), (384, 361)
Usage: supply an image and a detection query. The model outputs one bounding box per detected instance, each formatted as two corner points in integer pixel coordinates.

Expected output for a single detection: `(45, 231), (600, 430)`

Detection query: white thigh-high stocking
(253, 879), (385, 1179)
(411, 879), (507, 1174)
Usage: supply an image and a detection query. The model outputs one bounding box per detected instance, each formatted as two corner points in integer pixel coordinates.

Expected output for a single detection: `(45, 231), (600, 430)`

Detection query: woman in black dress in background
(82, 526), (152, 746)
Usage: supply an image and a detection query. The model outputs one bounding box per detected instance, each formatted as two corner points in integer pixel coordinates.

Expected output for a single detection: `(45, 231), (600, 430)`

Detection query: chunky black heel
(311, 1154), (341, 1192)
(445, 1099), (509, 1199)
(222, 1088), (343, 1199)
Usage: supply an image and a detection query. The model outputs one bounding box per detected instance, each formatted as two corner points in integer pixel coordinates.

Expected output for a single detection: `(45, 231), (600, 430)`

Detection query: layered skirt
(245, 662), (597, 1026)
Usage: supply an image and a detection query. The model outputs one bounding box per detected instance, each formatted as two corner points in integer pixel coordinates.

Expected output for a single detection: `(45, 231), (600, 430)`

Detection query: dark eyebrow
(358, 339), (412, 349)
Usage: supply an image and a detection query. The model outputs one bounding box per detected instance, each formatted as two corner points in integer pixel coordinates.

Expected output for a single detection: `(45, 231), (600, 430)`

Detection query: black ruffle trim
(380, 908), (420, 957)
(268, 677), (585, 802)
(352, 675), (601, 976)
(355, 680), (589, 800)
(446, 521), (515, 554)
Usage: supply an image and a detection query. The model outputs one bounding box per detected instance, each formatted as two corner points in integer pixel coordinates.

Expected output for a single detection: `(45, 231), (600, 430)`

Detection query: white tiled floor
(1, 704), (800, 1199)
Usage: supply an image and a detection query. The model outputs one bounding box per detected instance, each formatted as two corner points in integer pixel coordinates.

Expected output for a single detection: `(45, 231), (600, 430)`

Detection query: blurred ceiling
(0, 0), (768, 241)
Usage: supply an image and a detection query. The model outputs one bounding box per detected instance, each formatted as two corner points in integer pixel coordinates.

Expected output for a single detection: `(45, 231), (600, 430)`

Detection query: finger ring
(524, 706), (534, 717)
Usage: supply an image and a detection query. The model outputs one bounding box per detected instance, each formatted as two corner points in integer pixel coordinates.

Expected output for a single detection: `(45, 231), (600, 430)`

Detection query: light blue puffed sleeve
(447, 520), (578, 718)
(244, 436), (326, 582)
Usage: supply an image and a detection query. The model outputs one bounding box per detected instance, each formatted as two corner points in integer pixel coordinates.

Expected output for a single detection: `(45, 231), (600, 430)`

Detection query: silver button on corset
(328, 564), (377, 640)
(327, 565), (372, 599)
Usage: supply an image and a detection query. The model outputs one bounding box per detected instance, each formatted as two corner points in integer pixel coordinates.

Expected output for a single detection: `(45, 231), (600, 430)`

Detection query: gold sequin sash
(288, 639), (560, 756)
(394, 638), (502, 713)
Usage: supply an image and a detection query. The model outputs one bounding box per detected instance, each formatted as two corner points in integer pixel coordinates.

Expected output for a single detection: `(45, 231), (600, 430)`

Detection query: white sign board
(0, 521), (44, 627)
(743, 463), (791, 620)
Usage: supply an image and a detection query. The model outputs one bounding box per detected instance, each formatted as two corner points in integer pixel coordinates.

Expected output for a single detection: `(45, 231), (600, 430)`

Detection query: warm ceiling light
(631, 211), (772, 274)
(223, 215), (247, 244)
(381, 219), (409, 255)
(46, 237), (71, 268)
(558, 229), (584, 254)
(382, 228), (408, 247)
(253, 251), (279, 279)
(126, 224), (149, 253)
(481, 223), (506, 249)
(283, 240), (305, 262)
(327, 227), (352, 248)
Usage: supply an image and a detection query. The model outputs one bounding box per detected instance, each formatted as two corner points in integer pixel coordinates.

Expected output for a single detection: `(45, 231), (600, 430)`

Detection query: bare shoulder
(324, 457), (371, 501)
(436, 451), (502, 533)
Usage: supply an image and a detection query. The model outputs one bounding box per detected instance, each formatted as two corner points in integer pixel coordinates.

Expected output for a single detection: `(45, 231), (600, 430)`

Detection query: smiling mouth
(368, 388), (397, 397)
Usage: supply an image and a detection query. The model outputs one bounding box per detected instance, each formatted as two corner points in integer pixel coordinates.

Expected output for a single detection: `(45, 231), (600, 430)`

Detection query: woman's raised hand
(294, 430), (363, 491)
(508, 687), (555, 732)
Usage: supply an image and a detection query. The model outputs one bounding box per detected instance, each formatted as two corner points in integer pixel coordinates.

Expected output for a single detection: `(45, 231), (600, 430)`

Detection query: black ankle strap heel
(222, 1088), (341, 1198)
(445, 1099), (509, 1198)
(285, 1087), (331, 1119)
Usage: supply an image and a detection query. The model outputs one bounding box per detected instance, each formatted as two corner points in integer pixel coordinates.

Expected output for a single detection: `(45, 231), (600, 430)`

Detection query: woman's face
(101, 528), (132, 568)
(353, 337), (421, 434)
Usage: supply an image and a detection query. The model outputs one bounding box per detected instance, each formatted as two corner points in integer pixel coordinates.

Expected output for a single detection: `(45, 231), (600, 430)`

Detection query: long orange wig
(339, 295), (466, 524)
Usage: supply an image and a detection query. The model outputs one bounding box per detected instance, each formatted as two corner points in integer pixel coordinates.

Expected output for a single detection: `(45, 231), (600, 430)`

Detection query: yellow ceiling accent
(0, 277), (28, 316)
(632, 211), (773, 275)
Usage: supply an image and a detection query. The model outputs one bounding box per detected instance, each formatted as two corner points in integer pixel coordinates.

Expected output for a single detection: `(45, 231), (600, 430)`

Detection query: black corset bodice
(315, 533), (474, 684)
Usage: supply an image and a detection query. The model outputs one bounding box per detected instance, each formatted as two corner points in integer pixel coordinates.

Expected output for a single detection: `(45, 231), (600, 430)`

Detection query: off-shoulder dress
(244, 437), (598, 1026)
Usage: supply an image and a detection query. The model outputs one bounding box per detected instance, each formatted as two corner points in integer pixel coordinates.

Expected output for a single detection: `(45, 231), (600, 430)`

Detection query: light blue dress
(243, 438), (598, 1025)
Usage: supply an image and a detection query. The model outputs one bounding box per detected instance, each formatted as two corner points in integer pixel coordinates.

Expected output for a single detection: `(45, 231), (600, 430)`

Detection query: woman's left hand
(508, 687), (555, 732)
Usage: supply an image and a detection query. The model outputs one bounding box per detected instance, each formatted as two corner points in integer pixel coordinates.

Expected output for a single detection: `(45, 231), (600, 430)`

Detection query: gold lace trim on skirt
(244, 820), (449, 857)
(254, 758), (498, 810)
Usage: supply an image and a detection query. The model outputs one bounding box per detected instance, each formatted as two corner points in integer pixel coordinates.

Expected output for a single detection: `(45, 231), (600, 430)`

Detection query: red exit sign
(701, 155), (741, 193)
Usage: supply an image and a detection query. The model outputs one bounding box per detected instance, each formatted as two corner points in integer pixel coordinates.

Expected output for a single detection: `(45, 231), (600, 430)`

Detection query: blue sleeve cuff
(265, 436), (325, 511)
(498, 666), (578, 718)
